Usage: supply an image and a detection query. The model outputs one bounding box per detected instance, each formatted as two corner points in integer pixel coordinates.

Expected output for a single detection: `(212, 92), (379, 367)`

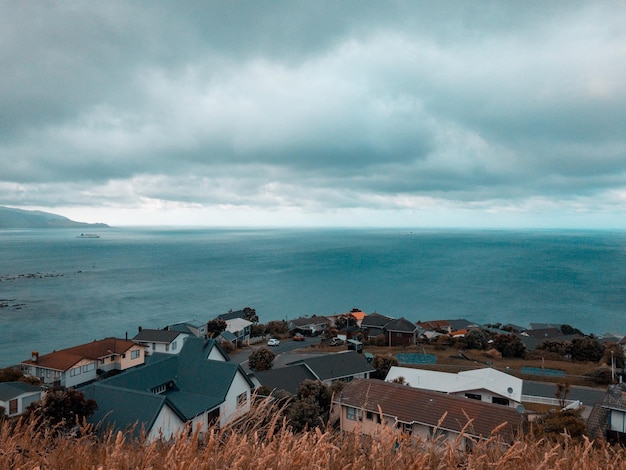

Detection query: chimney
(138, 326), (142, 332)
(31, 351), (39, 362)
(125, 331), (128, 340)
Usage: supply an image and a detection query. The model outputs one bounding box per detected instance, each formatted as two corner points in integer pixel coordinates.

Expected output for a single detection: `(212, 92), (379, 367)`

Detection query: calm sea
(1, 227), (625, 367)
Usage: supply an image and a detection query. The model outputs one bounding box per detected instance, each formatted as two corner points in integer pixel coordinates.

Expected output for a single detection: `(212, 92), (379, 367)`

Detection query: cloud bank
(2, 1), (626, 227)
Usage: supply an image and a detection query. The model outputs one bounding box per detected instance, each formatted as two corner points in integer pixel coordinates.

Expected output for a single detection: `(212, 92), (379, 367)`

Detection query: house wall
(219, 371), (252, 427)
(0, 391), (42, 417)
(64, 358), (99, 388)
(338, 404), (467, 450)
(388, 331), (414, 347)
(22, 365), (62, 385)
(147, 404), (186, 441)
(207, 347), (227, 362)
(610, 409), (626, 433)
(118, 345), (146, 370)
(453, 389), (519, 408)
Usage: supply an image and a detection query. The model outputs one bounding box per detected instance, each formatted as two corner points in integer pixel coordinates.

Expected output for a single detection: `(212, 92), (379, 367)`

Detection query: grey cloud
(1, 1), (626, 225)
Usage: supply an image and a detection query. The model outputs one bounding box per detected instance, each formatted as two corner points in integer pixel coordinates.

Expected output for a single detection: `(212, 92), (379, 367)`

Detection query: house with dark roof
(360, 312), (393, 339)
(384, 317), (417, 347)
(20, 338), (144, 388)
(166, 319), (207, 337)
(82, 337), (254, 440)
(333, 379), (524, 448)
(0, 382), (43, 417)
(253, 364), (317, 395)
(132, 328), (189, 355)
(286, 351), (376, 385)
(287, 316), (330, 336)
(587, 383), (626, 445)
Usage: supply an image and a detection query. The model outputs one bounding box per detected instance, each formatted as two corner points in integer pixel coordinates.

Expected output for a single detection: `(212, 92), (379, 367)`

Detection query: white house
(132, 328), (189, 355)
(225, 317), (253, 345)
(0, 382), (43, 417)
(385, 366), (523, 408)
(334, 379), (523, 448)
(82, 337), (254, 440)
(20, 338), (145, 388)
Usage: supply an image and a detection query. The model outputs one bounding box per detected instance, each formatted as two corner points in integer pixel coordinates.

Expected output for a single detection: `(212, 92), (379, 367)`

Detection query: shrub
(248, 347), (275, 371)
(371, 354), (398, 379)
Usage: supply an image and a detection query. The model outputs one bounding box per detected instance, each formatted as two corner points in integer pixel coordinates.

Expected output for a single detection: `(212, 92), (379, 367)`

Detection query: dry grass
(1, 398), (625, 470)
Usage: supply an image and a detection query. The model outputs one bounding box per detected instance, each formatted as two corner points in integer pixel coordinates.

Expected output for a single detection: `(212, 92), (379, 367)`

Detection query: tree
(26, 388), (97, 434)
(206, 318), (228, 338)
(461, 329), (488, 350)
(243, 306), (259, 323)
(248, 347), (275, 371)
(532, 409), (586, 443)
(371, 354), (399, 380)
(570, 337), (604, 362)
(286, 380), (333, 433)
(492, 334), (526, 358)
(555, 382), (571, 408)
(265, 320), (288, 337)
(0, 367), (22, 383)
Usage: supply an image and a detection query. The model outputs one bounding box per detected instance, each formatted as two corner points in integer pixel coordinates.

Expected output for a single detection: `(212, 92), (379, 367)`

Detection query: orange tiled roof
(22, 337), (137, 371)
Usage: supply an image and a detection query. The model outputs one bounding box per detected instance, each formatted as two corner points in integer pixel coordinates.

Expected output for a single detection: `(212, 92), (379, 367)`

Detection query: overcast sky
(2, 1), (626, 228)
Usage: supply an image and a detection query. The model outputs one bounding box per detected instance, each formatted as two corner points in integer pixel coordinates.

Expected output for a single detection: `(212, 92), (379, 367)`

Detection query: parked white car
(267, 338), (280, 347)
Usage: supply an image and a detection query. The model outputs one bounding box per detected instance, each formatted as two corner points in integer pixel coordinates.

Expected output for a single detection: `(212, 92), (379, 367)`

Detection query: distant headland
(0, 206), (109, 229)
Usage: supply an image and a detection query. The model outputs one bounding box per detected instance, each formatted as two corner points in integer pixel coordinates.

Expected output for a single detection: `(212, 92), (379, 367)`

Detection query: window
(366, 411), (381, 423)
(465, 393), (481, 401)
(101, 359), (106, 365)
(492, 397), (510, 406)
(237, 392), (247, 408)
(70, 367), (81, 377)
(346, 407), (362, 421)
(82, 362), (95, 373)
(172, 340), (177, 351)
(131, 349), (140, 359)
(165, 343), (169, 352)
(152, 384), (167, 394)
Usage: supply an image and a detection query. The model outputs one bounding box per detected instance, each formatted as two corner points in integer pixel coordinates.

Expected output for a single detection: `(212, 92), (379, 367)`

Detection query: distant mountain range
(0, 206), (110, 229)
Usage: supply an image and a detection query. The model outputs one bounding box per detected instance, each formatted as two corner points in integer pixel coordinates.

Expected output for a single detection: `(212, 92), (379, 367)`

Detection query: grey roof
(288, 351), (375, 381)
(254, 364), (317, 395)
(217, 309), (246, 321)
(219, 331), (237, 342)
(82, 384), (170, 438)
(361, 312), (393, 328)
(132, 329), (183, 343)
(448, 319), (478, 330)
(82, 337), (252, 434)
(289, 316), (330, 328)
(0, 381), (43, 401)
(384, 317), (417, 333)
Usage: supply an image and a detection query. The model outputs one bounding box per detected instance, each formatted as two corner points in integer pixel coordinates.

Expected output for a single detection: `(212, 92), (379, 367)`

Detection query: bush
(371, 354), (398, 380)
(220, 341), (235, 354)
(248, 347), (275, 371)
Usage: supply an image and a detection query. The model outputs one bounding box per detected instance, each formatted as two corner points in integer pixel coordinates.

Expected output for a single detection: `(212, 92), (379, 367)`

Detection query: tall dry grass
(1, 398), (624, 470)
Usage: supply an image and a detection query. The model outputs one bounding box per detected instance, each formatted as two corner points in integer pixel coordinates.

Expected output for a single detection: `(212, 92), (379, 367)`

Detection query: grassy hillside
(2, 399), (624, 470)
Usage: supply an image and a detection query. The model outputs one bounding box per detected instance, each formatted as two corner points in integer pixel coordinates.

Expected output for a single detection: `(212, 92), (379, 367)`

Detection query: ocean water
(1, 227), (625, 367)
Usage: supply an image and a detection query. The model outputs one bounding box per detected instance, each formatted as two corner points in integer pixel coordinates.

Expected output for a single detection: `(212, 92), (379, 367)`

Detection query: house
(224, 317), (253, 345)
(0, 382), (43, 417)
(253, 364), (317, 395)
(360, 312), (393, 339)
(287, 316), (330, 336)
(333, 379), (524, 448)
(132, 328), (189, 355)
(82, 337), (254, 440)
(586, 384), (626, 445)
(166, 319), (207, 338)
(384, 317), (417, 347)
(285, 351), (376, 385)
(417, 319), (453, 333)
(385, 366), (523, 408)
(20, 338), (145, 388)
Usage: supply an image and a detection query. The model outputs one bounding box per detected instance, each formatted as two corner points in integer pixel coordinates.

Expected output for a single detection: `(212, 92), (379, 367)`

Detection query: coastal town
(2, 306), (626, 447)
